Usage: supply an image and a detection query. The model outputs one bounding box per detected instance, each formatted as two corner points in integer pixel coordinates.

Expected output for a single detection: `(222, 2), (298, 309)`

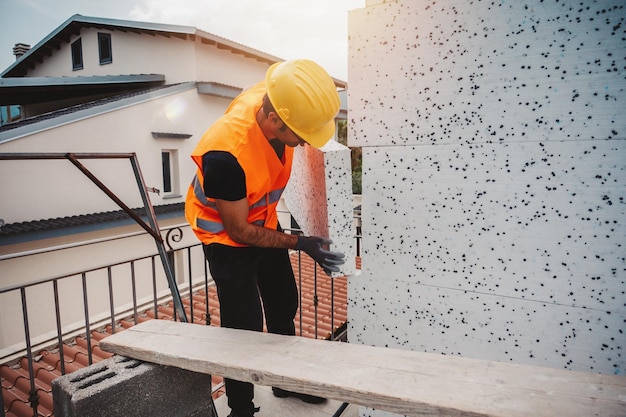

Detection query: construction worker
(185, 59), (345, 417)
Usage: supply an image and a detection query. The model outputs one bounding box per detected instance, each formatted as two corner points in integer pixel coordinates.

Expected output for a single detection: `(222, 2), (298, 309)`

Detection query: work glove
(295, 236), (345, 276)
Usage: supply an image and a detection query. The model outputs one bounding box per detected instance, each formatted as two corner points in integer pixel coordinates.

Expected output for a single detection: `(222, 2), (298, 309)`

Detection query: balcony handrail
(1, 225), (358, 417)
(0, 223), (190, 261)
(0, 226), (193, 294)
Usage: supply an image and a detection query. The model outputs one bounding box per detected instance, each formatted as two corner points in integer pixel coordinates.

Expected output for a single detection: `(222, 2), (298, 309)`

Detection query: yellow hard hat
(265, 59), (340, 148)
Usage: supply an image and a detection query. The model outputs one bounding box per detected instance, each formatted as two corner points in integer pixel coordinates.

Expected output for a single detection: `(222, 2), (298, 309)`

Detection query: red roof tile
(1, 253), (354, 417)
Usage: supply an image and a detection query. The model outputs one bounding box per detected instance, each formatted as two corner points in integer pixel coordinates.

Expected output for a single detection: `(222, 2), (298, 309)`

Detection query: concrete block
(52, 355), (217, 417)
(283, 140), (356, 277)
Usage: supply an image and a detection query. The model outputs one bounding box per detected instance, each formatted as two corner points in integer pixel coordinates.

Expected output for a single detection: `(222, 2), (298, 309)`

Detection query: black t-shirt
(202, 151), (246, 201)
(201, 139), (285, 201)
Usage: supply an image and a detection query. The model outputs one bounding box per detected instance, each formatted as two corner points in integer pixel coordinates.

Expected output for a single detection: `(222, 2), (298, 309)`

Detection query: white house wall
(194, 41), (270, 88)
(348, 1), (625, 415)
(25, 27), (271, 86)
(27, 29), (196, 83)
(0, 87), (227, 223)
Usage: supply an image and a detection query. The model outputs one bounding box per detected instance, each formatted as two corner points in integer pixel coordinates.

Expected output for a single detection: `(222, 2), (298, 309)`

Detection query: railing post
(187, 248), (194, 323)
(81, 273), (93, 366)
(331, 275), (336, 341)
(166, 250), (177, 322)
(0, 376), (4, 417)
(165, 227), (183, 322)
(204, 257), (211, 325)
(298, 250), (303, 337)
(53, 280), (66, 375)
(20, 288), (39, 417)
(314, 266), (319, 339)
(107, 267), (116, 334)
(151, 256), (159, 319)
(131, 261), (138, 325)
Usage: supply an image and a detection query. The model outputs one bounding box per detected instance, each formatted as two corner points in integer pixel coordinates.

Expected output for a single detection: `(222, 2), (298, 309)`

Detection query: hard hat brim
(265, 61), (338, 149)
(293, 118), (336, 149)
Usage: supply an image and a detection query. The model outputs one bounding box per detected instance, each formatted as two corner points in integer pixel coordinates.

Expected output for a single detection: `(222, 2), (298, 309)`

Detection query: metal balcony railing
(0, 225), (360, 417)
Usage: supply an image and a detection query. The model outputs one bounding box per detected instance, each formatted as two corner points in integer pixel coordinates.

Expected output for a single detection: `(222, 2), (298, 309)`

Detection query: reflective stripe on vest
(197, 217), (265, 234)
(249, 188), (284, 210)
(192, 174), (285, 235)
(192, 175), (216, 209)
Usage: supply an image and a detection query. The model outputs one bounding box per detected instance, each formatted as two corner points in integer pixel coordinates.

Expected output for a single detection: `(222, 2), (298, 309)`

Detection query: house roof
(0, 202), (185, 245)
(0, 14), (283, 79)
(0, 74), (165, 106)
(0, 81), (196, 143)
(0, 13), (347, 138)
(0, 14), (347, 88)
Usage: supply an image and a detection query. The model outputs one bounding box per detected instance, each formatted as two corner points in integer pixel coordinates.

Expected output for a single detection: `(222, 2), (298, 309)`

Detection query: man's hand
(295, 236), (346, 276)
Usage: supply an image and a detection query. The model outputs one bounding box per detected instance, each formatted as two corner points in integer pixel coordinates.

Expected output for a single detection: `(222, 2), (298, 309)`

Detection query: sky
(0, 0), (365, 80)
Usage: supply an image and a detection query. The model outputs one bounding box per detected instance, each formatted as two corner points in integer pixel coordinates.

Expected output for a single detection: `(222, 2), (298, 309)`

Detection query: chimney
(13, 43), (30, 60)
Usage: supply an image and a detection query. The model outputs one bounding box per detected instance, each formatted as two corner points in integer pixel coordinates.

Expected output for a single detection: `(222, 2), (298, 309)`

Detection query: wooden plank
(100, 320), (626, 417)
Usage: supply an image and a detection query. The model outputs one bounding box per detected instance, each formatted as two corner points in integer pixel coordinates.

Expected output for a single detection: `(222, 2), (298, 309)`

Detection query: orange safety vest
(185, 82), (294, 247)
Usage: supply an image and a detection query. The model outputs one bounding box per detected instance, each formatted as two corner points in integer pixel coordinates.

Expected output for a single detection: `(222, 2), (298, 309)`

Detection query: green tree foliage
(337, 120), (362, 194)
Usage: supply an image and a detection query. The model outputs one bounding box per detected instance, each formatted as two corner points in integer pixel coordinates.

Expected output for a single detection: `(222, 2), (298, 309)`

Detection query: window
(71, 38), (83, 70)
(98, 33), (112, 65)
(0, 105), (22, 126)
(162, 152), (172, 193)
(161, 150), (179, 196)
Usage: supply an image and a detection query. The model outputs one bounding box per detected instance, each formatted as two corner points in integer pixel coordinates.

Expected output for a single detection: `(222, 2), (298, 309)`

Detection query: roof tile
(0, 203), (184, 238)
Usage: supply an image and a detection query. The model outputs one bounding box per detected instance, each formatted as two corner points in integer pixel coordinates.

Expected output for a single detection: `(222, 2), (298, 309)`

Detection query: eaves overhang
(0, 74), (166, 105)
(0, 81), (196, 144)
(196, 81), (243, 100)
(0, 202), (185, 247)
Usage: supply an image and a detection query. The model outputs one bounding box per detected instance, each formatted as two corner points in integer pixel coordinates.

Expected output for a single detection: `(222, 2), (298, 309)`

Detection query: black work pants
(203, 243), (298, 416)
